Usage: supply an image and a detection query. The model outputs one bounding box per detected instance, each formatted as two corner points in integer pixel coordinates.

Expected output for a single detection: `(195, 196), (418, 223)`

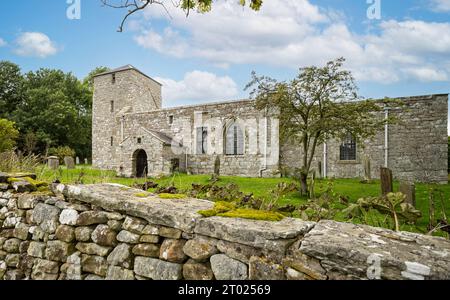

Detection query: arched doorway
(133, 149), (148, 178)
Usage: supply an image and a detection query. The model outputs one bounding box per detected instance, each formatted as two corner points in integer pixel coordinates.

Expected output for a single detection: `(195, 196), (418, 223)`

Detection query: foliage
(0, 61), (103, 159)
(0, 150), (41, 173)
(134, 192), (151, 198)
(343, 192), (422, 231)
(101, 0), (263, 32)
(0, 61), (24, 119)
(198, 201), (284, 221)
(0, 119), (19, 152)
(48, 146), (76, 163)
(158, 193), (186, 199)
(181, 0), (263, 12)
(7, 176), (47, 188)
(298, 182), (342, 222)
(246, 58), (390, 195)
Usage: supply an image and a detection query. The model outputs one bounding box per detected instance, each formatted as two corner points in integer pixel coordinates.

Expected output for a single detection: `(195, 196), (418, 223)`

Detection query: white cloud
(155, 71), (239, 106)
(14, 32), (58, 58)
(430, 0), (450, 12)
(0, 38), (6, 47)
(133, 0), (450, 84)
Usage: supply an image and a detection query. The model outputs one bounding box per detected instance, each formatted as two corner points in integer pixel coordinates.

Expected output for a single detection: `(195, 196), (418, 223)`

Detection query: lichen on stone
(134, 192), (151, 198)
(158, 193), (186, 199)
(198, 201), (284, 222)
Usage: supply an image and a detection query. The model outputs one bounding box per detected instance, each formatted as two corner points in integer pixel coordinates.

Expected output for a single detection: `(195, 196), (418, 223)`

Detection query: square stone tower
(92, 65), (162, 170)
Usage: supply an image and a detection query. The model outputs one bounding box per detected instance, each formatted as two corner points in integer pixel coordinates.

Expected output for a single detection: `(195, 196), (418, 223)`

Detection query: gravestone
(64, 156), (75, 170)
(214, 156), (221, 176)
(380, 167), (393, 196)
(363, 156), (371, 182)
(47, 156), (59, 170)
(84, 158), (88, 165)
(317, 161), (322, 179)
(400, 182), (416, 207)
(76, 157), (80, 165)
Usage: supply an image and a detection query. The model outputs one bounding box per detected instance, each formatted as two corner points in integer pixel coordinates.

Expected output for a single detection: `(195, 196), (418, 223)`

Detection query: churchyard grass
(36, 165), (450, 236)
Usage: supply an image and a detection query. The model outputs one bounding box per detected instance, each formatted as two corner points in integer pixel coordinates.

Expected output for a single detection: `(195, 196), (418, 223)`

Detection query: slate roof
(93, 64), (162, 86)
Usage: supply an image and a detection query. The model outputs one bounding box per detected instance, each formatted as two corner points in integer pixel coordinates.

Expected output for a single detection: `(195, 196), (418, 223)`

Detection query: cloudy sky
(0, 0), (449, 113)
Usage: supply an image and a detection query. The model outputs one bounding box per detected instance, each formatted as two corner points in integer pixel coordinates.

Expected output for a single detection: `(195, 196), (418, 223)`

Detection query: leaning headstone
(64, 156), (75, 170)
(380, 167), (393, 196)
(47, 156), (59, 170)
(214, 156), (221, 176)
(363, 156), (371, 182)
(317, 161), (322, 179)
(400, 182), (416, 207)
(76, 157), (80, 165)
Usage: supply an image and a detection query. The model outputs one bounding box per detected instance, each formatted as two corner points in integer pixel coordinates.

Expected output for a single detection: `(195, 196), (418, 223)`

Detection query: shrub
(0, 150), (41, 173)
(0, 119), (19, 152)
(48, 146), (76, 163)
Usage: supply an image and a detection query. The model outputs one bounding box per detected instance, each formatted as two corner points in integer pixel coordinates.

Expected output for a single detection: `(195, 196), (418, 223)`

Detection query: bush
(0, 119), (19, 152)
(48, 146), (76, 163)
(0, 150), (41, 173)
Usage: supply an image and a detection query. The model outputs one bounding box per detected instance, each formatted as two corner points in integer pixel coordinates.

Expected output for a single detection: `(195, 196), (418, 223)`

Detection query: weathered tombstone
(47, 156), (59, 170)
(363, 156), (371, 182)
(214, 155), (221, 176)
(400, 182), (416, 207)
(380, 167), (393, 196)
(84, 158), (88, 165)
(64, 156), (75, 170)
(317, 161), (322, 179)
(76, 157), (80, 165)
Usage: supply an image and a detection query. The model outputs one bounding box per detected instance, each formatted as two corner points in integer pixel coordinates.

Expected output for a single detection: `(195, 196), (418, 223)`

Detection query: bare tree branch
(101, 0), (173, 32)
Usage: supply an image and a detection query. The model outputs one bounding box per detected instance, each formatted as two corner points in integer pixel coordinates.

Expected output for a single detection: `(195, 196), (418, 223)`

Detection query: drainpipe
(384, 106), (390, 168)
(323, 137), (328, 178)
(120, 116), (124, 142)
(259, 109), (269, 177)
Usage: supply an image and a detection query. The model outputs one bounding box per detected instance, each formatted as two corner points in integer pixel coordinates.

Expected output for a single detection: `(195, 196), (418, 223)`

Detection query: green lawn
(35, 165), (450, 236)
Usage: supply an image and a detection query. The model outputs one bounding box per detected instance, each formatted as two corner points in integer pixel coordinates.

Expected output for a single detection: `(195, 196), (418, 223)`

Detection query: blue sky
(0, 0), (449, 114)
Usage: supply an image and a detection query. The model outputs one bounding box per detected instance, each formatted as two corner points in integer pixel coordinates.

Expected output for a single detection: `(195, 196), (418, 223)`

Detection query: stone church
(92, 65), (448, 183)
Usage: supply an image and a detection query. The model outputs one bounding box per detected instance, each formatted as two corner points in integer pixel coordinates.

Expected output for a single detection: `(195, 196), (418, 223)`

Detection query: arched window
(340, 133), (356, 161)
(225, 122), (244, 155)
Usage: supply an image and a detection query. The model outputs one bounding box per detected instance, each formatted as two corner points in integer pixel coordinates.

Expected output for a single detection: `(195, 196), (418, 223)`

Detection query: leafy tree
(101, 0), (263, 32)
(0, 61), (24, 119)
(246, 58), (388, 196)
(13, 68), (92, 158)
(0, 118), (19, 152)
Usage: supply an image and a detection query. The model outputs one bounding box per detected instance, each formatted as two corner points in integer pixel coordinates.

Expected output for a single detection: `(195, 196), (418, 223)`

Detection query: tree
(0, 118), (19, 152)
(101, 0), (263, 32)
(246, 58), (388, 196)
(0, 61), (24, 119)
(13, 68), (93, 159)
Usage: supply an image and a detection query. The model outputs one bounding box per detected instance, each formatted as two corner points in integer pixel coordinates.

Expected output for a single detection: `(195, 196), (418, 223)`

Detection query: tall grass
(0, 150), (42, 173)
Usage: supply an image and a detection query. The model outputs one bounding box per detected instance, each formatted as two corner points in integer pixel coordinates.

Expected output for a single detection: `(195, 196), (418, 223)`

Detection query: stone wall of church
(92, 69), (162, 171)
(280, 94), (448, 183)
(117, 100), (279, 177)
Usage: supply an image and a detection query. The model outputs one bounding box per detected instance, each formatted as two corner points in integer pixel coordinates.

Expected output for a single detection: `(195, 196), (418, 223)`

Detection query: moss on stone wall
(198, 201), (284, 221)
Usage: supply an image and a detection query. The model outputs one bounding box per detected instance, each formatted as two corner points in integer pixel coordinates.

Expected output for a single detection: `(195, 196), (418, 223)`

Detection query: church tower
(92, 65), (162, 169)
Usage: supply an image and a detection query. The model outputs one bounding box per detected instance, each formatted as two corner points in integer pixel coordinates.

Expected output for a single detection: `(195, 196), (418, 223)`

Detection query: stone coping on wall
(1, 180), (450, 280)
(52, 183), (450, 279)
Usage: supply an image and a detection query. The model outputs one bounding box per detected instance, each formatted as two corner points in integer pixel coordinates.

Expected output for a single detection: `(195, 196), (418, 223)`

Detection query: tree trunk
(300, 171), (308, 196)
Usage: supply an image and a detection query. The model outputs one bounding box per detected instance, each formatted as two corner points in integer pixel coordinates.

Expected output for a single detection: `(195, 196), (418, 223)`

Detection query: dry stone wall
(1, 180), (449, 280)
